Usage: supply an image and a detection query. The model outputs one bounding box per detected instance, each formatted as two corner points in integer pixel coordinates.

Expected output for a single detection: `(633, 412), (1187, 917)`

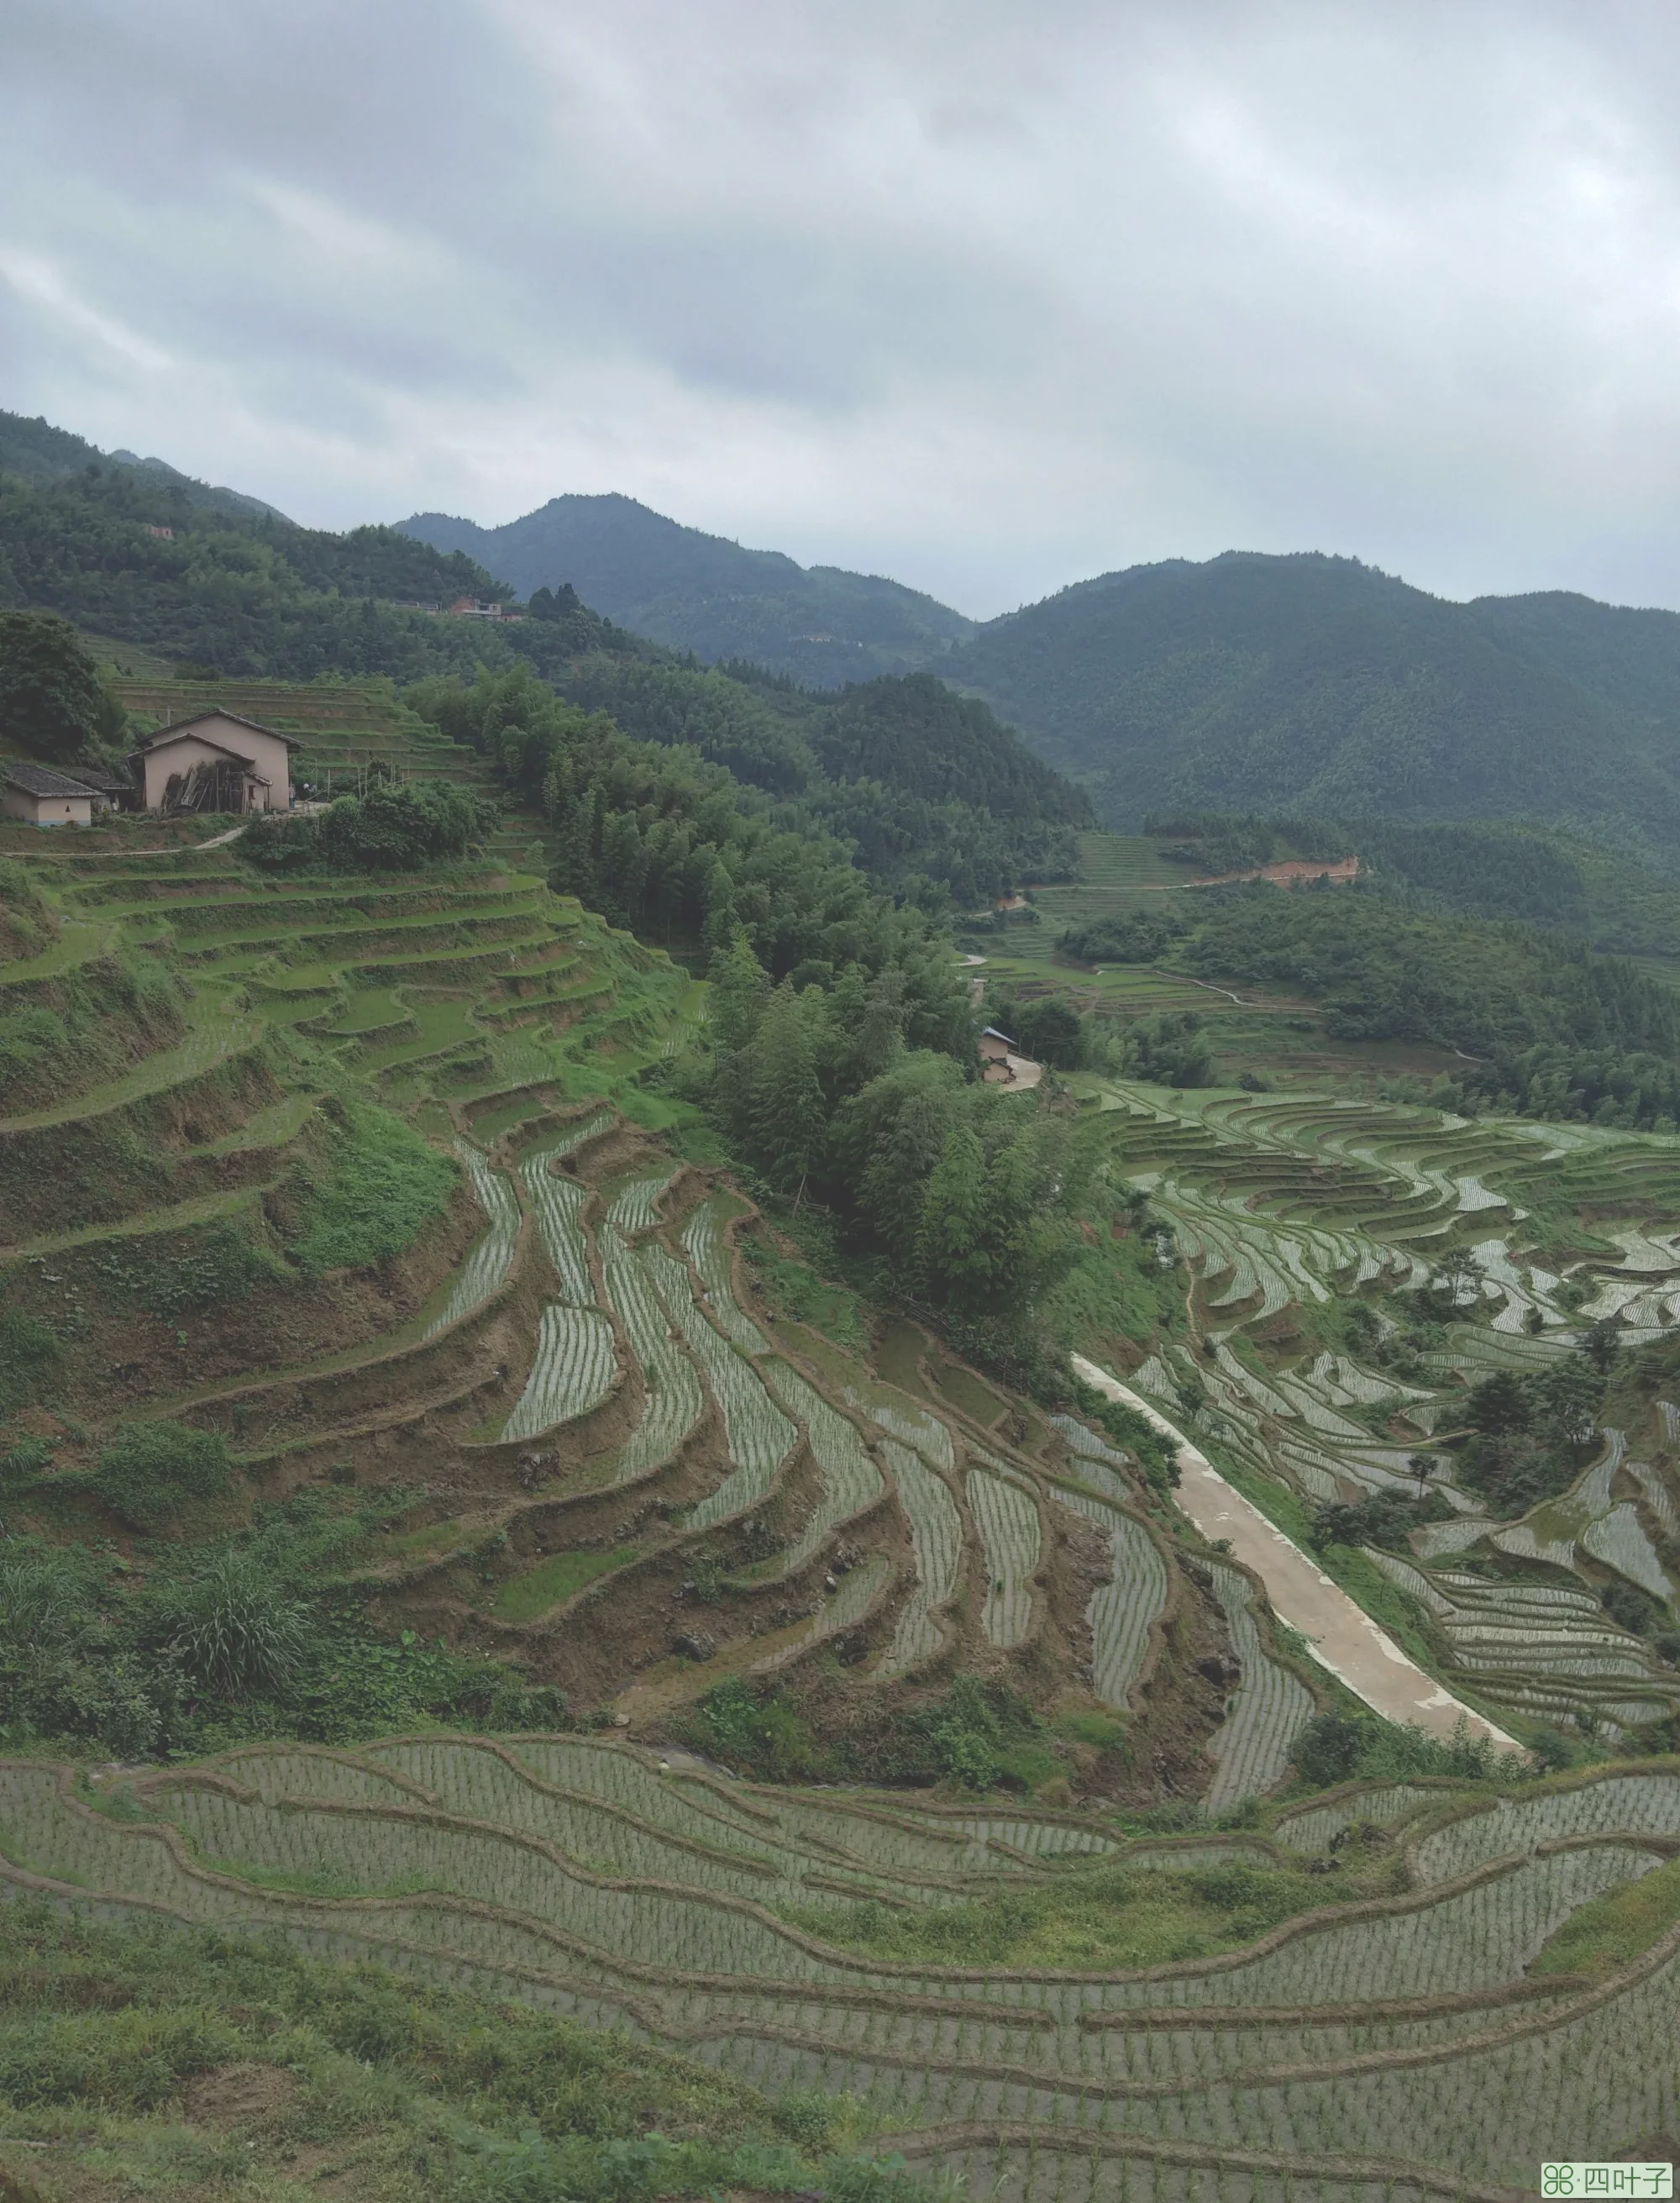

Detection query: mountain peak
(396, 492), (974, 686)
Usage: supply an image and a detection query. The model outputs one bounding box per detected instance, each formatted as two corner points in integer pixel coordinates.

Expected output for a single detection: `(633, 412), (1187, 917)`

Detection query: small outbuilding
(980, 1026), (1016, 1084)
(1, 762), (96, 828)
(130, 710), (300, 814)
(978, 1024), (1042, 1091)
(64, 762), (135, 814)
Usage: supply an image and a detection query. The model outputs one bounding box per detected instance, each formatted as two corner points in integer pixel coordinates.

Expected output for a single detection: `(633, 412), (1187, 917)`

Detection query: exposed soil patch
(181, 2059), (298, 2125)
(1187, 856), (1359, 887)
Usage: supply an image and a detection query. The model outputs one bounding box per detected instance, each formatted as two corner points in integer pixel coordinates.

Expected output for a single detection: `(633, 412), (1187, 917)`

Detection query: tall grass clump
(291, 1101), (458, 1276)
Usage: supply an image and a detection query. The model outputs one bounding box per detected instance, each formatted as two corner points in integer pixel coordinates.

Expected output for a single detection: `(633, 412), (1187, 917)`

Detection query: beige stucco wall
(2, 787), (92, 827)
(141, 716), (292, 812)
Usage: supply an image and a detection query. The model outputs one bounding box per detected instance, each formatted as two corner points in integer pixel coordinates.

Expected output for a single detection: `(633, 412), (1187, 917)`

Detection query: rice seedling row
(607, 1169), (676, 1238)
(682, 1196), (769, 1351)
(423, 1140), (520, 1337)
(878, 1441), (965, 1677)
(501, 1305), (617, 1440)
(605, 1239), (706, 1482)
(1203, 1565), (1315, 1811)
(764, 1361), (885, 1569)
(1054, 1488), (1168, 1708)
(969, 1467), (1042, 1648)
(653, 1265), (797, 1532)
(520, 1152), (594, 1303)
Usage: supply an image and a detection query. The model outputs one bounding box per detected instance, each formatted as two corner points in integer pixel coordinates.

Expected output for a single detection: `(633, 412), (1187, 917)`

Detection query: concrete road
(1071, 1354), (1516, 1748)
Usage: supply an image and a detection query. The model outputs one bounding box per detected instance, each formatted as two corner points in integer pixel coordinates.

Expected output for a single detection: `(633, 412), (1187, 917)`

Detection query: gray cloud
(6, 0), (1680, 613)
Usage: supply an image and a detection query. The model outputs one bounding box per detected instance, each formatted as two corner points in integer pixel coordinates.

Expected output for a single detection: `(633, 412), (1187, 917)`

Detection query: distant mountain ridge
(18, 400), (1680, 854)
(0, 410), (289, 522)
(939, 550), (1680, 854)
(396, 492), (977, 687)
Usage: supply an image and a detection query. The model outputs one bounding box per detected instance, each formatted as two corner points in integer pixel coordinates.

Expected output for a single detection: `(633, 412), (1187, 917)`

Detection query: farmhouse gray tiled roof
(2, 761), (100, 797)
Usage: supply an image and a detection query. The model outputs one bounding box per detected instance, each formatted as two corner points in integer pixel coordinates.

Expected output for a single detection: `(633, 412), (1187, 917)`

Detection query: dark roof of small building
(3, 761), (98, 799)
(142, 710), (302, 750)
(66, 762), (133, 791)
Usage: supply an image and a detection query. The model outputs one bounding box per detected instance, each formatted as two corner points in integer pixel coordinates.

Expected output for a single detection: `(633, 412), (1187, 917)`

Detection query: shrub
(1293, 1711), (1363, 1786)
(90, 1420), (231, 1529)
(699, 1678), (814, 1778)
(245, 781), (499, 873)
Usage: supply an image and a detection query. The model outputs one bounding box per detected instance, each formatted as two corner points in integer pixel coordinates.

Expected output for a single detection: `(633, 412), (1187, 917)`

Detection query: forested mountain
(0, 408), (287, 521)
(397, 492), (977, 686)
(942, 551), (1680, 852)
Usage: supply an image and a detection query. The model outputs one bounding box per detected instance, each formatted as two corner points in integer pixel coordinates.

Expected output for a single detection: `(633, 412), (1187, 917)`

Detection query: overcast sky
(8, 1), (1680, 617)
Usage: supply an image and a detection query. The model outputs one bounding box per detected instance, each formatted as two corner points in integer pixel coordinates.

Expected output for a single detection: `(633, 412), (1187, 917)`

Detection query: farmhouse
(443, 597), (522, 620)
(0, 762), (94, 828)
(130, 710), (300, 814)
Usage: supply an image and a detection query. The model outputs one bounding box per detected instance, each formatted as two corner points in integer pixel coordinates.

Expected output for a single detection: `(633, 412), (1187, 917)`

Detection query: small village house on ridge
(1, 761), (96, 828)
(130, 710), (300, 814)
(979, 1026), (1016, 1083)
(978, 1024), (1043, 1091)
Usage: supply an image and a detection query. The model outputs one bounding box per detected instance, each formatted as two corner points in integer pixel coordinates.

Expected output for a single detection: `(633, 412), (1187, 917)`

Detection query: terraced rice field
(8, 1743), (1680, 2196)
(1078, 1072), (1680, 1739)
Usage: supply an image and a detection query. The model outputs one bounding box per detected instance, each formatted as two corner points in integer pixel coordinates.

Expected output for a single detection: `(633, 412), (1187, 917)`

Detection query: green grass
(322, 986), (413, 1035)
(1530, 1853), (1680, 1980)
(777, 1851), (1394, 1969)
(929, 1359), (1005, 1426)
(289, 1102), (459, 1276)
(0, 1900), (890, 2203)
(491, 1545), (638, 1622)
(740, 1227), (871, 1352)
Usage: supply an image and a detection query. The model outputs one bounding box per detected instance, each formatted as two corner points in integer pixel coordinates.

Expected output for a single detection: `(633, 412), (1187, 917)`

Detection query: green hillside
(398, 492), (978, 686)
(0, 410), (1084, 905)
(20, 428), (1680, 2200)
(942, 550), (1680, 852)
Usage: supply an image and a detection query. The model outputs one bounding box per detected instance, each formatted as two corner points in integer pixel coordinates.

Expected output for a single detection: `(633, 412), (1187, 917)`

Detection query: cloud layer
(7, 0), (1680, 615)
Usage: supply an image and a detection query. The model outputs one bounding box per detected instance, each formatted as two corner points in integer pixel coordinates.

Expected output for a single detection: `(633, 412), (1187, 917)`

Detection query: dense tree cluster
(549, 658), (1084, 903)
(704, 947), (1085, 1320)
(243, 781), (500, 872)
(407, 665), (1040, 993)
(1058, 907), (1189, 964)
(0, 608), (128, 760)
(1452, 1346), (1611, 1514)
(1181, 880), (1677, 1067)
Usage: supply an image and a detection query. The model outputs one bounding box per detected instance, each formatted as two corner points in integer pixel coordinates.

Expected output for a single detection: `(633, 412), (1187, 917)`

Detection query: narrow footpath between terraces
(1071, 1354), (1517, 1748)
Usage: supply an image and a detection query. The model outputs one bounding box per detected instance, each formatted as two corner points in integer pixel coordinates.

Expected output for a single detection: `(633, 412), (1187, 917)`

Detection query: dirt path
(1070, 1354), (1516, 1748)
